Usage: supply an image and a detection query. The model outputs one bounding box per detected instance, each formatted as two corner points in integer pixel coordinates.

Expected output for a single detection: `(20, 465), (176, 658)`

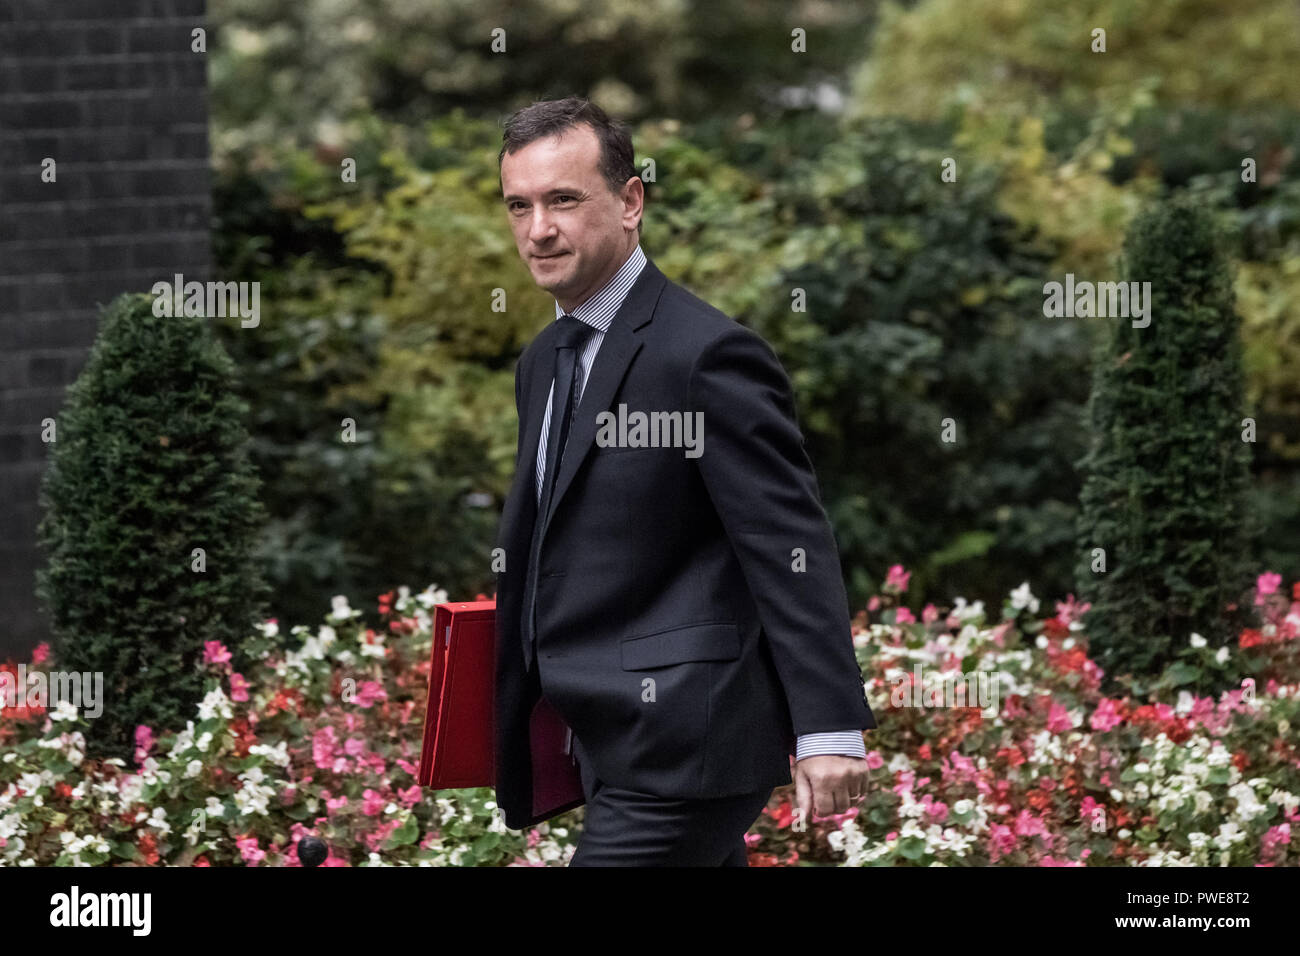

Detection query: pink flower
(894, 607), (916, 625)
(203, 641), (232, 666)
(344, 737), (366, 757)
(354, 681), (387, 709)
(134, 725), (155, 766)
(312, 726), (338, 769)
(988, 823), (1018, 862)
(326, 793), (348, 812)
(885, 564), (911, 593)
(229, 673), (249, 703)
(134, 725), (154, 753)
(396, 758), (420, 776)
(398, 785), (422, 808)
(1046, 701), (1074, 733)
(1256, 572), (1282, 603)
(31, 642), (50, 666)
(865, 750), (885, 770)
(236, 835), (266, 866)
(1053, 594), (1092, 626)
(867, 596), (880, 612)
(921, 797), (949, 822)
(1262, 823), (1291, 853)
(921, 603), (939, 623)
(1013, 810), (1048, 838)
(1090, 697), (1124, 732)
(361, 789), (386, 816)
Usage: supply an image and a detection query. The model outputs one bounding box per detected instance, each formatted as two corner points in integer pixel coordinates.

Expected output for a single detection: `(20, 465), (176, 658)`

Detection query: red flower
(767, 800), (794, 829)
(137, 832), (160, 866)
(1232, 751), (1250, 772)
(1042, 617), (1070, 639)
(1239, 629), (1264, 649)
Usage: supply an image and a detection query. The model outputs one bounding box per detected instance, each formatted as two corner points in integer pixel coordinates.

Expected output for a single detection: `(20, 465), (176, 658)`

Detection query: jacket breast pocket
(620, 621), (741, 670)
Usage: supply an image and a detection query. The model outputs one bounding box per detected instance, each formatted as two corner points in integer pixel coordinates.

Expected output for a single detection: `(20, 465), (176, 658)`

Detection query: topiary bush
(34, 291), (272, 760)
(1075, 198), (1259, 693)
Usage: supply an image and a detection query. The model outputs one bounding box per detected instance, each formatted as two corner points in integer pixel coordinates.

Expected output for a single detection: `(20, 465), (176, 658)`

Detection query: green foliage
(729, 119), (1090, 609)
(1074, 199), (1259, 690)
(34, 293), (271, 759)
(209, 0), (883, 152)
(850, 0), (1300, 125)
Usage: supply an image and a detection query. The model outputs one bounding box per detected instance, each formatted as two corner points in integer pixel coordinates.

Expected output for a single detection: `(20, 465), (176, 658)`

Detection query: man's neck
(557, 240), (638, 314)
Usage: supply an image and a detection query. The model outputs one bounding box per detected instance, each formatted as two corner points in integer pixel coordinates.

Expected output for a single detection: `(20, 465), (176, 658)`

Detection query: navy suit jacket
(492, 256), (876, 829)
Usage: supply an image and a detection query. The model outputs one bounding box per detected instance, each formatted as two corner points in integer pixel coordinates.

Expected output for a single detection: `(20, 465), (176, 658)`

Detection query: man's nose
(528, 208), (557, 243)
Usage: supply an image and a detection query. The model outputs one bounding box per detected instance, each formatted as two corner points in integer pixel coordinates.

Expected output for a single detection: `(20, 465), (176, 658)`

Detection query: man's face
(501, 123), (641, 310)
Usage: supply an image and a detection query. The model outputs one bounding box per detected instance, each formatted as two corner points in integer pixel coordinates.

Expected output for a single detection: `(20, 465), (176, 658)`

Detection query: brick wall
(0, 0), (211, 657)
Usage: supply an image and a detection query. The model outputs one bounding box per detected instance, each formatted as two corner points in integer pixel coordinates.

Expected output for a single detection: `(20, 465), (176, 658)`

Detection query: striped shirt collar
(552, 244), (647, 332)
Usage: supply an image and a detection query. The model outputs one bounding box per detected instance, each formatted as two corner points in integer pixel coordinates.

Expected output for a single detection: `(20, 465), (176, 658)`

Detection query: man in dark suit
(493, 97), (877, 865)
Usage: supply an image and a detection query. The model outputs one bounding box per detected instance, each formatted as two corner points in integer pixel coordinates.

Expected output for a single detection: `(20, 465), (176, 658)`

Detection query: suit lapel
(534, 258), (667, 546)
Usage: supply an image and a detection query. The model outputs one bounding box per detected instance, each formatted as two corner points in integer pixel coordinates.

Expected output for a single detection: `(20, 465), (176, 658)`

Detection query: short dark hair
(499, 96), (641, 234)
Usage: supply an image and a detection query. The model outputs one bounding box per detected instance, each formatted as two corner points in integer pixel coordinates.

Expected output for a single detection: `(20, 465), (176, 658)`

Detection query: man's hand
(793, 754), (869, 820)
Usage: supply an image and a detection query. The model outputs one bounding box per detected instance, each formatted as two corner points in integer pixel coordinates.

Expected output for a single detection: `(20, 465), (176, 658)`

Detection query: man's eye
(555, 196), (575, 204)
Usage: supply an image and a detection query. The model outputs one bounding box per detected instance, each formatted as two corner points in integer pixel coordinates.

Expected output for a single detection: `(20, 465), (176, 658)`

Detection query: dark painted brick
(0, 461), (48, 501)
(0, 503), (40, 541)
(0, 313), (101, 350)
(0, 429), (53, 466)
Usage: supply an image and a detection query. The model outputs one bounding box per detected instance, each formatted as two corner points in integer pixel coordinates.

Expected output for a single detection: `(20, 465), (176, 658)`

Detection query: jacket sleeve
(687, 323), (876, 737)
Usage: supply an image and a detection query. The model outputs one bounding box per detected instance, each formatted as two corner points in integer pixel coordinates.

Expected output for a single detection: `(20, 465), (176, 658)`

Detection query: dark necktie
(521, 314), (595, 669)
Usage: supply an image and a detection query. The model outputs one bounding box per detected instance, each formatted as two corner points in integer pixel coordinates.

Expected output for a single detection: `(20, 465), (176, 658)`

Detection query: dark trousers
(568, 735), (772, 867)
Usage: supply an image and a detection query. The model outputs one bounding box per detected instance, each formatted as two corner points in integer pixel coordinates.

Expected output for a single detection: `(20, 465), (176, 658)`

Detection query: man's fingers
(795, 765), (813, 821)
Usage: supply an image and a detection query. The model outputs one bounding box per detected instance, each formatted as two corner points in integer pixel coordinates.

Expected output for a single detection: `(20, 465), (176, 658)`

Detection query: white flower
(1215, 646), (1230, 665)
(330, 595), (353, 620)
(197, 687), (232, 722)
(1010, 582), (1040, 614)
(1190, 633), (1207, 648)
(249, 741), (290, 767)
(184, 760), (203, 779)
(49, 700), (79, 722)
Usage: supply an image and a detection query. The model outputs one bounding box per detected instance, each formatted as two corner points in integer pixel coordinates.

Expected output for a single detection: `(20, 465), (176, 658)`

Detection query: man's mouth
(534, 252), (568, 259)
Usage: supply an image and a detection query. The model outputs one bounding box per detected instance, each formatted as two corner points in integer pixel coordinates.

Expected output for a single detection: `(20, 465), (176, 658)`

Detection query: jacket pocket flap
(620, 622), (740, 670)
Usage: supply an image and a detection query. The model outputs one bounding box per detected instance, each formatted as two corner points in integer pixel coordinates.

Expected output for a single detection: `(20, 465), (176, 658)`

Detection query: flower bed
(2, 572), (1297, 866)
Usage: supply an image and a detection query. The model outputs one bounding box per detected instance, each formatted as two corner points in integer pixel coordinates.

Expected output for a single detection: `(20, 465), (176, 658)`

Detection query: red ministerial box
(417, 600), (584, 820)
